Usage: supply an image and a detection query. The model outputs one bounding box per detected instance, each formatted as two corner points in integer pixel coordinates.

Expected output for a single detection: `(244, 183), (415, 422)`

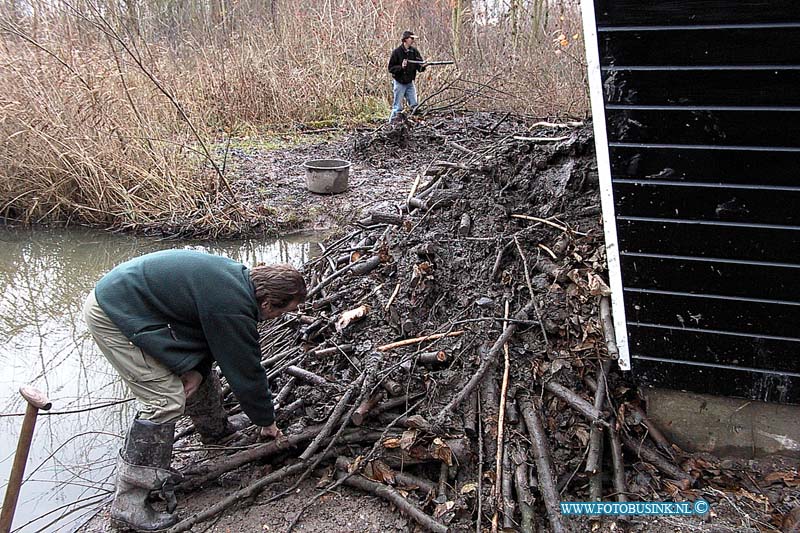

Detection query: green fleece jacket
(94, 249), (274, 426)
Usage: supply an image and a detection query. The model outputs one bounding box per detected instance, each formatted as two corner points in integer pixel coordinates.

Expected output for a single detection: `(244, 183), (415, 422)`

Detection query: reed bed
(0, 0), (586, 235)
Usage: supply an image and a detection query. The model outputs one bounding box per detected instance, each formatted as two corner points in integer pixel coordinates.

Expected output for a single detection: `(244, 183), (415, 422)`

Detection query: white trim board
(581, 0), (631, 370)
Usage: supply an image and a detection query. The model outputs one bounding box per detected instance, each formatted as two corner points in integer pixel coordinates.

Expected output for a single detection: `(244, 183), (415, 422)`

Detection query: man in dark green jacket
(83, 249), (306, 531)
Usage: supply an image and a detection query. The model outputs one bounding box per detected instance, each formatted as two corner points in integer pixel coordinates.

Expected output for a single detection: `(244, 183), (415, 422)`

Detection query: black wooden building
(581, 1), (800, 403)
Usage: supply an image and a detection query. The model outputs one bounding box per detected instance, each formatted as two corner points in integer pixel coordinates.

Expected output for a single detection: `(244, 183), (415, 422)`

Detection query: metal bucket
(303, 159), (350, 194)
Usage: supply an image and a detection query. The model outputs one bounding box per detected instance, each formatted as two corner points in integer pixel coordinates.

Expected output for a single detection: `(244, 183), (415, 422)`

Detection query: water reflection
(0, 227), (319, 532)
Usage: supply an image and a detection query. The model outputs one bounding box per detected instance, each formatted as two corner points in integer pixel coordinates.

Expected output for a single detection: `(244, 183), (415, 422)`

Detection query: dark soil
(79, 113), (800, 533)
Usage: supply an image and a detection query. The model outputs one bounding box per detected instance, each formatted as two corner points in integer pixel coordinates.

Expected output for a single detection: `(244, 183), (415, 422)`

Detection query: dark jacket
(94, 249), (275, 426)
(388, 45), (426, 85)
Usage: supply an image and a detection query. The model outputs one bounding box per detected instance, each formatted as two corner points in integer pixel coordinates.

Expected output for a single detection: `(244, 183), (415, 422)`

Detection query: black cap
(401, 30), (418, 41)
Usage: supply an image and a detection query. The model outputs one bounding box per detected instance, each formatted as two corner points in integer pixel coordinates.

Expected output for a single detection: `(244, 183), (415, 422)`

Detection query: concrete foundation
(642, 387), (800, 458)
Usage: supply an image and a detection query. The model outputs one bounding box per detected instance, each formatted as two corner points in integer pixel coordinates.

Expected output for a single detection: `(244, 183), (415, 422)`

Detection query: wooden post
(0, 387), (52, 533)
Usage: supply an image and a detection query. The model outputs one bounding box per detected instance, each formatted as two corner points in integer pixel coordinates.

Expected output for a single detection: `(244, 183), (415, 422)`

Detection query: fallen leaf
(347, 455), (363, 474)
(405, 414), (431, 429)
(364, 460), (396, 484)
(571, 339), (596, 352)
(315, 466), (335, 488)
(431, 437), (453, 466)
(399, 429), (418, 451)
(460, 482), (477, 495)
(433, 500), (455, 519)
(587, 272), (611, 296)
(382, 437), (401, 449)
(575, 427), (590, 446)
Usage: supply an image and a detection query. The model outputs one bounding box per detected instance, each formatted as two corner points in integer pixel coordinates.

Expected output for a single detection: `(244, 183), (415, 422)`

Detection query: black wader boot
(184, 371), (251, 443)
(111, 418), (180, 531)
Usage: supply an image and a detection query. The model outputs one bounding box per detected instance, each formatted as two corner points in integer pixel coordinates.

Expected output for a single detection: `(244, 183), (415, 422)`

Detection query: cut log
(311, 344), (355, 357)
(544, 380), (610, 428)
(285, 366), (331, 387)
(351, 256), (382, 276)
(628, 404), (674, 459)
(512, 448), (535, 533)
(518, 397), (567, 533)
(409, 190), (463, 211)
(276, 398), (304, 422)
(394, 470), (438, 495)
(446, 141), (478, 157)
(463, 391), (477, 437)
(382, 378), (405, 397)
(621, 433), (693, 489)
(501, 444), (515, 529)
(372, 393), (424, 416)
(307, 260), (361, 298)
(273, 377), (296, 408)
(437, 461), (448, 501)
(359, 211), (404, 227)
(352, 393), (384, 426)
(609, 424), (628, 503)
(490, 240), (515, 281)
(408, 197), (430, 210)
(586, 360), (612, 475)
(335, 458), (448, 533)
(458, 213), (471, 236)
(481, 373), (499, 463)
(505, 399), (519, 426)
(419, 350), (448, 365)
(599, 297), (620, 360)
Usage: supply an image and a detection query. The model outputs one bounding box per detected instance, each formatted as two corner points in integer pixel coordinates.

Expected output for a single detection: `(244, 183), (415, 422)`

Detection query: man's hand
(259, 423), (284, 441)
(402, 59), (408, 69)
(180, 370), (203, 399)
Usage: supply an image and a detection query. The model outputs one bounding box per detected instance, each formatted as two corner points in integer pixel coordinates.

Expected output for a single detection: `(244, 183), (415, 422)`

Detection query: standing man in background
(83, 250), (306, 531)
(388, 30), (427, 121)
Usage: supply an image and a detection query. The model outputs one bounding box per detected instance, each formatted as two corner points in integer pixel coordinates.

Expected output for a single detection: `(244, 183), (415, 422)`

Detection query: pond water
(0, 227), (319, 532)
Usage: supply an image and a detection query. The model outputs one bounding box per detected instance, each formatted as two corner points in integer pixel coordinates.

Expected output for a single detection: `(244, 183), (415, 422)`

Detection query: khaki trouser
(83, 289), (185, 423)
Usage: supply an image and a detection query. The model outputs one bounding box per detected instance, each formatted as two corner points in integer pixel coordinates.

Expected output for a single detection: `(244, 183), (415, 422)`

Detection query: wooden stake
(0, 387), (51, 533)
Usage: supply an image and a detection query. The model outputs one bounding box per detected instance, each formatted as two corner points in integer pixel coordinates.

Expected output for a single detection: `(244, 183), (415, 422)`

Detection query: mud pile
(167, 116), (798, 533)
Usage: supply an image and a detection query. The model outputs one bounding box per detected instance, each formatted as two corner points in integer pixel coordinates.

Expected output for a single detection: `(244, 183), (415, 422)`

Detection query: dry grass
(0, 0), (587, 235)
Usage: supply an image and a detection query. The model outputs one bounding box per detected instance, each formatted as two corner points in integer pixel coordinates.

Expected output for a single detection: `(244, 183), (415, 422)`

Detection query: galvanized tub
(303, 159), (350, 194)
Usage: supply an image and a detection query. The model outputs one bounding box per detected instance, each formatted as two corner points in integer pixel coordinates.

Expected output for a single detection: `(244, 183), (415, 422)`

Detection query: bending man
(83, 249), (306, 531)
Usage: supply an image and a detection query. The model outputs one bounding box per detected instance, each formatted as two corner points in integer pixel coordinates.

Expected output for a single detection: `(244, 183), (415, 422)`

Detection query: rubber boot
(185, 371), (250, 443)
(111, 418), (179, 531)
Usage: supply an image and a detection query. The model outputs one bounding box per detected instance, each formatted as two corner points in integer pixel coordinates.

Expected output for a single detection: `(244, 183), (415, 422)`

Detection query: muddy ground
(80, 114), (799, 533)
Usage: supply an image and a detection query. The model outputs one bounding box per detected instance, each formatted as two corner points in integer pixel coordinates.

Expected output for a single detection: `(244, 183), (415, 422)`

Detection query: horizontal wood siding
(592, 1), (800, 402)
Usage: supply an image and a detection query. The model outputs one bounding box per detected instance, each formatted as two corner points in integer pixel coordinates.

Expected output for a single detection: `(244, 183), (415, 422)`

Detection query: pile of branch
(169, 116), (695, 532)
